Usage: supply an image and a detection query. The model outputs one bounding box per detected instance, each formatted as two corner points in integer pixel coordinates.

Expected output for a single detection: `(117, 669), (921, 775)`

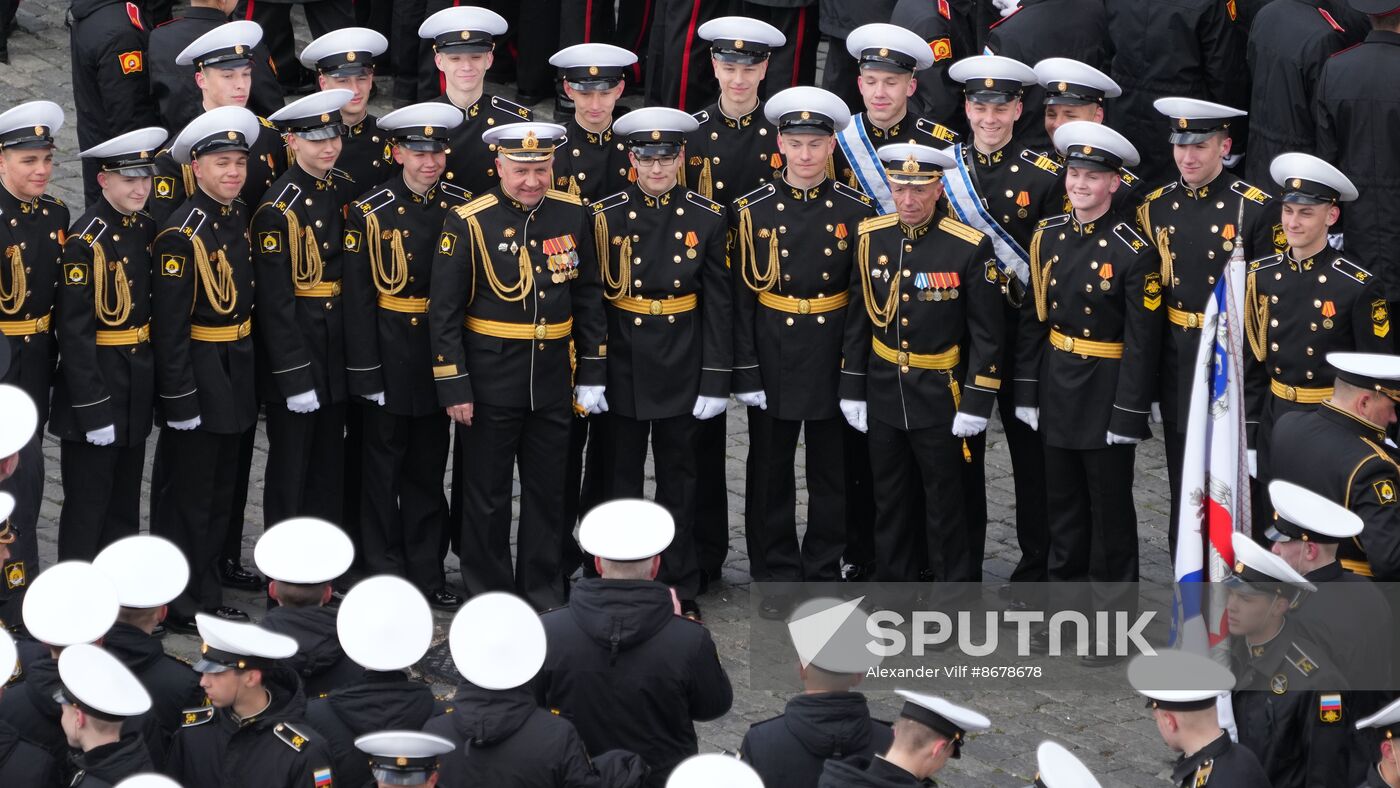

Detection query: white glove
(1107, 431), (1141, 445)
(1150, 402), (1163, 424)
(1327, 233), (1345, 251)
(169, 416), (201, 431)
(735, 391), (767, 410)
(692, 396), (727, 420)
(992, 0), (1019, 15)
(287, 390), (320, 414)
(362, 392), (386, 406)
(950, 413), (988, 438)
(1015, 406), (1039, 431)
(86, 425), (116, 446)
(575, 385), (607, 415)
(839, 399), (868, 433)
(1247, 449), (1258, 478)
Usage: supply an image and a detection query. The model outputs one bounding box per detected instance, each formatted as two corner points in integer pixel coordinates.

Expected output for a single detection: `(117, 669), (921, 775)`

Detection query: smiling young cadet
(300, 27), (397, 190)
(1032, 57), (1141, 215)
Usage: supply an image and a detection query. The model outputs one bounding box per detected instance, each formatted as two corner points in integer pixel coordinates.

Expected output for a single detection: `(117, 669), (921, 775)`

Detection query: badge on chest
(543, 234), (580, 283)
(914, 272), (959, 302)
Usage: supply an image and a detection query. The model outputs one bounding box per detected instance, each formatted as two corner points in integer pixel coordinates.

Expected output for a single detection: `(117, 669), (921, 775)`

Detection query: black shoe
(680, 600), (702, 622)
(210, 606), (249, 622)
(163, 614), (198, 635)
(428, 589), (462, 610)
(220, 559), (264, 591)
(758, 594), (790, 621)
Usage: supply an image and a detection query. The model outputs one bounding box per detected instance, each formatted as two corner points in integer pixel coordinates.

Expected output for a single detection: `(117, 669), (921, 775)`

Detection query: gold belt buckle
(1061, 335), (1074, 353)
(534, 323), (548, 340)
(138, 325), (151, 342)
(896, 350), (910, 366)
(331, 281), (342, 296)
(648, 300), (663, 316)
(1283, 385), (1297, 401)
(1186, 312), (1199, 329)
(238, 321), (251, 339)
(798, 298), (812, 315)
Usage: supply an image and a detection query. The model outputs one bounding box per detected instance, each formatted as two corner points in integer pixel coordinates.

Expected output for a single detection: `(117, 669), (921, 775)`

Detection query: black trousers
(820, 35), (864, 114)
(342, 400), (366, 570)
(456, 402), (570, 610)
(360, 407), (450, 593)
(264, 402), (347, 527)
(606, 412), (702, 600)
(841, 423), (877, 574)
(868, 418), (974, 582)
(645, 0), (731, 111)
(562, 413), (609, 580)
(1043, 443), (1139, 583)
(1164, 421), (1186, 561)
(694, 412), (729, 587)
(0, 430), (43, 607)
(737, 2), (821, 101)
(239, 0), (355, 89)
(153, 428), (242, 616)
(57, 439), (145, 562)
(746, 411), (846, 581)
(220, 425), (258, 566)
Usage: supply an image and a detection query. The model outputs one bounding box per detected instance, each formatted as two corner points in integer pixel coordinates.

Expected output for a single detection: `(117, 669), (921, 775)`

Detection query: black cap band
(276, 109), (346, 138)
(433, 30), (495, 53)
(315, 50), (374, 75)
(195, 643), (270, 672)
(391, 125), (451, 152)
(777, 110), (835, 134)
(0, 125), (54, 150)
(1063, 143), (1124, 172)
(98, 150), (158, 175)
(54, 689), (129, 723)
(191, 130), (250, 159)
(1280, 176), (1341, 205)
(859, 47), (916, 73)
(561, 64), (625, 88)
(711, 38), (772, 64)
(964, 77), (1025, 103)
(1044, 81), (1106, 106)
(898, 702), (966, 757)
(195, 46), (255, 70)
(1142, 695), (1218, 713)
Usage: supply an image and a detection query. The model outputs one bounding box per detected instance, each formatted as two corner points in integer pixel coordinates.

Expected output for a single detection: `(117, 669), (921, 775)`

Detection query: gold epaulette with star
(546, 188), (583, 206)
(1248, 254), (1283, 274)
(1143, 182), (1177, 202)
(354, 188), (395, 217)
(915, 118), (958, 144)
(75, 217), (109, 247)
(1113, 222), (1148, 253)
(454, 193), (499, 220)
(591, 191), (629, 214)
(491, 95), (532, 120)
(1231, 181), (1271, 205)
(1286, 642), (1320, 676)
(439, 182), (472, 203)
(180, 706), (214, 728)
(733, 182), (775, 211)
(274, 722), (313, 752)
(1036, 214), (1070, 230)
(832, 181), (873, 207)
(686, 190), (723, 215)
(1021, 150), (1063, 176)
(858, 213), (899, 234)
(265, 182), (304, 215)
(1333, 257), (1373, 284)
(938, 216), (985, 246)
(258, 116), (276, 129)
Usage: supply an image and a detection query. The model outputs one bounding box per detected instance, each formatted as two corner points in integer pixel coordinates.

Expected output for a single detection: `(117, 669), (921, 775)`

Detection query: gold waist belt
(95, 323), (151, 346)
(1049, 329), (1124, 359)
(465, 316), (573, 340)
(1270, 378), (1332, 404)
(377, 293), (429, 313)
(1167, 306), (1206, 330)
(871, 338), (959, 370)
(190, 318), (252, 342)
(609, 293), (699, 316)
(295, 279), (342, 298)
(0, 312), (51, 337)
(757, 291), (849, 315)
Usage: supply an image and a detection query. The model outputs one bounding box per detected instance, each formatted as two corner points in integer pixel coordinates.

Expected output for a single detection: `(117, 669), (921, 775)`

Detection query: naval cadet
(1137, 98), (1281, 546)
(1032, 57), (1142, 216)
(251, 89), (357, 528)
(165, 615), (336, 788)
(301, 27), (396, 189)
(342, 103), (470, 610)
(418, 7), (535, 198)
(148, 106), (260, 631)
(0, 101), (69, 610)
(0, 629), (57, 785)
(1127, 649), (1272, 788)
(428, 122), (606, 611)
(354, 731), (456, 788)
(817, 691), (990, 787)
(730, 87), (876, 592)
(1355, 697), (1400, 788)
(56, 644), (155, 787)
(844, 143), (1004, 583)
(592, 107), (732, 618)
(1226, 532), (1350, 788)
(50, 128), (164, 563)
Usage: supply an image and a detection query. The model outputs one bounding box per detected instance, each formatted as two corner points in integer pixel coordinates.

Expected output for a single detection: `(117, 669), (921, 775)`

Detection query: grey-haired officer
(419, 7), (534, 197)
(548, 44), (637, 203)
(148, 21), (288, 225)
(1127, 649), (1271, 788)
(91, 535), (203, 758)
(301, 28), (395, 189)
(355, 731), (455, 788)
(1226, 532), (1349, 788)
(1356, 697), (1400, 788)
(305, 577), (436, 787)
(166, 615), (335, 788)
(819, 691), (990, 786)
(730, 87), (876, 590)
(428, 123), (606, 611)
(0, 102), (68, 609)
(252, 89), (357, 530)
(592, 108), (732, 617)
(845, 143), (1004, 583)
(149, 106), (260, 631)
(56, 643), (155, 786)
(51, 128), (166, 563)
(0, 628), (58, 785)
(343, 104), (471, 610)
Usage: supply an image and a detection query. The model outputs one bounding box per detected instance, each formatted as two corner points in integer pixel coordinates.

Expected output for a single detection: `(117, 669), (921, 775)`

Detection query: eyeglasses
(635, 155), (679, 168)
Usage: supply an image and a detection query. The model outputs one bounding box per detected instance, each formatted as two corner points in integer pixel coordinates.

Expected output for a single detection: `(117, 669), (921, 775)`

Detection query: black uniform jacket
(303, 670), (435, 788)
(553, 118), (633, 205)
(740, 692), (894, 788)
(832, 113), (960, 194)
(730, 177), (877, 421)
(337, 116), (398, 191)
(591, 184), (731, 420)
(683, 101), (782, 209)
(890, 0), (971, 132)
(343, 177), (473, 417)
(102, 622), (204, 757)
(149, 188), (257, 433)
(261, 605), (365, 699)
(69, 731), (154, 787)
(817, 754), (924, 787)
(1170, 731), (1272, 788)
(954, 141), (1066, 252)
(50, 200), (157, 445)
(0, 189), (68, 424)
(434, 93), (534, 198)
(0, 717), (58, 788)
(535, 579), (733, 788)
(148, 116), (288, 227)
(429, 188), (607, 410)
(69, 0), (157, 152)
(1018, 211), (1163, 448)
(147, 6), (284, 129)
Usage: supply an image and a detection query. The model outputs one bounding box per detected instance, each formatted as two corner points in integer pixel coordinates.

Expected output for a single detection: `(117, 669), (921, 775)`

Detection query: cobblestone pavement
(8, 4), (1187, 785)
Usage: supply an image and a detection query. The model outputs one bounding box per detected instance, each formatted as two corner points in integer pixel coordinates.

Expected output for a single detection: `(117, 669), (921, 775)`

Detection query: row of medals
(917, 287), (959, 302)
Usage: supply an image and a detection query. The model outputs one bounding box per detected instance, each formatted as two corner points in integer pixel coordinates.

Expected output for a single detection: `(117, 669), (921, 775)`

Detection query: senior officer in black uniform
(166, 614), (336, 788)
(1270, 352), (1400, 582)
(0, 102), (70, 608)
(343, 104), (470, 609)
(148, 0), (285, 131)
(1245, 154), (1389, 495)
(1017, 122), (1161, 629)
(419, 7), (535, 198)
(147, 21), (289, 226)
(730, 87), (876, 591)
(251, 89), (356, 529)
(844, 143), (1004, 583)
(591, 107), (731, 618)
(68, 0), (160, 208)
(50, 128), (166, 563)
(1137, 98), (1281, 548)
(1127, 650), (1273, 788)
(149, 106), (261, 630)
(0, 630), (57, 785)
(1225, 532), (1350, 788)
(429, 122), (607, 611)
(301, 28), (395, 189)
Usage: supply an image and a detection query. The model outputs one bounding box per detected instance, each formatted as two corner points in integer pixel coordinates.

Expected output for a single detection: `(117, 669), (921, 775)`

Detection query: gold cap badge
(588, 65), (599, 76)
(902, 155), (919, 173)
(320, 113), (330, 123)
(984, 78), (995, 88)
(346, 51), (357, 62)
(522, 131), (539, 150)
(650, 130), (661, 140)
(1178, 117), (1188, 129)
(1057, 81), (1067, 92)
(227, 131), (238, 140)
